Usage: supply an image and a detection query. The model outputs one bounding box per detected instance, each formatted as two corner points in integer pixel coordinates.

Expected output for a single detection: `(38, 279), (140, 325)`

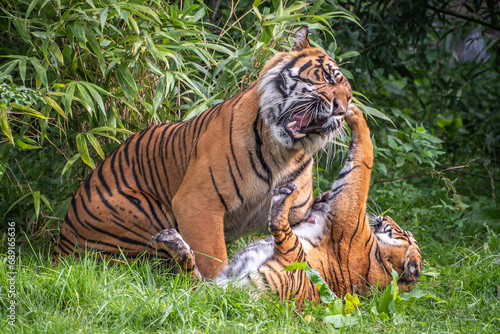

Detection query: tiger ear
(403, 248), (421, 282)
(293, 26), (311, 51)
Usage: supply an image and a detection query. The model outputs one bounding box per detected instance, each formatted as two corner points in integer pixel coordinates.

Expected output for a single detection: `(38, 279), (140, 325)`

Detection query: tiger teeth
(294, 132), (306, 139)
(287, 121), (297, 128)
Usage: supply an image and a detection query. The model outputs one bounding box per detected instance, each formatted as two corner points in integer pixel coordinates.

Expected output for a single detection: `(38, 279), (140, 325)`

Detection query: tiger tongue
(290, 113), (327, 132)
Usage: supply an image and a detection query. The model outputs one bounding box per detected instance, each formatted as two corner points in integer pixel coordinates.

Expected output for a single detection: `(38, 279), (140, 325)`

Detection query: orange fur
(54, 27), (352, 278)
(217, 106), (422, 301)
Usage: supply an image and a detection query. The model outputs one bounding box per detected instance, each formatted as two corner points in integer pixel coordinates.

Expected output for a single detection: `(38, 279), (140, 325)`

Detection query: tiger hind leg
(268, 183), (305, 262)
(151, 229), (201, 279)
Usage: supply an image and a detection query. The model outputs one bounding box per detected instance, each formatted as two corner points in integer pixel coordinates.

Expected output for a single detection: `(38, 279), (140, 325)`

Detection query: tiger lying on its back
(210, 105), (422, 301)
(55, 26), (352, 278)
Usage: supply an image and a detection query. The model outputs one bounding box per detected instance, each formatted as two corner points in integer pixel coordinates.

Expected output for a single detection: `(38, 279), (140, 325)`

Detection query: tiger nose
(332, 98), (345, 116)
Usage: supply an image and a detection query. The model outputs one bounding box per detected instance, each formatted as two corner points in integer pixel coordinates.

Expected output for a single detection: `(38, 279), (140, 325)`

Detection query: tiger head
(258, 26), (352, 154)
(373, 216), (422, 290)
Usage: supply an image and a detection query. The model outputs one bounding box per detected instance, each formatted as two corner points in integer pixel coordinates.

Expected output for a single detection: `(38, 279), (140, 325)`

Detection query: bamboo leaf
(43, 96), (67, 119)
(14, 19), (31, 44)
(80, 82), (105, 114)
(75, 83), (95, 114)
(0, 104), (14, 145)
(86, 133), (105, 159)
(116, 63), (138, 103)
(19, 58), (26, 85)
(62, 153), (81, 176)
(152, 75), (166, 115)
(76, 134), (95, 169)
(33, 190), (41, 218)
(89, 126), (133, 135)
(40, 194), (53, 212)
(85, 28), (106, 75)
(3, 193), (31, 218)
(29, 57), (48, 89)
(69, 23), (87, 47)
(49, 42), (65, 65)
(14, 136), (41, 149)
(100, 7), (108, 31)
(64, 82), (76, 117)
(128, 15), (140, 35)
(10, 104), (48, 119)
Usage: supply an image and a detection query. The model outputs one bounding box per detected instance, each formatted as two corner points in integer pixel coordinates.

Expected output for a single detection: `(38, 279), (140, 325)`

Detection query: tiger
(54, 26), (353, 278)
(211, 105), (422, 302)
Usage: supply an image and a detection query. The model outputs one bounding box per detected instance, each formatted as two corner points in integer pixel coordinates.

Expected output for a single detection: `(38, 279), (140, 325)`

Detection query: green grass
(1, 177), (499, 333)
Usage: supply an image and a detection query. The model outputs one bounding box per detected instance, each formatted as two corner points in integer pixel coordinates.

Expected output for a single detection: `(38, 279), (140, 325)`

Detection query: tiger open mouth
(283, 108), (343, 140)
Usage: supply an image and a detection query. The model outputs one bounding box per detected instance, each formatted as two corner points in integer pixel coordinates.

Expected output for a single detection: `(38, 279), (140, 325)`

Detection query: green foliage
(370, 269), (441, 322)
(0, 0), (359, 240)
(286, 262), (441, 327)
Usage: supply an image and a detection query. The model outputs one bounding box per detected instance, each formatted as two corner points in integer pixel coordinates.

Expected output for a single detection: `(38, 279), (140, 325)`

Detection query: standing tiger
(54, 26), (353, 278)
(211, 105), (422, 301)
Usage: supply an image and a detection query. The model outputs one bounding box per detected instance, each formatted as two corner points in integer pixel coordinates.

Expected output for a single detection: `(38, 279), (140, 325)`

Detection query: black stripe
(248, 151), (269, 184)
(252, 112), (272, 183)
(365, 236), (375, 282)
(83, 174), (93, 202)
(158, 124), (174, 204)
(79, 195), (102, 223)
(150, 127), (168, 203)
(134, 128), (150, 177)
(108, 218), (151, 242)
(226, 156), (244, 204)
(119, 190), (165, 231)
(298, 60), (313, 74)
(122, 136), (133, 168)
(334, 230), (346, 292)
(169, 124), (183, 172)
(282, 156), (313, 184)
(193, 106), (216, 157)
(95, 186), (119, 214)
(144, 126), (162, 195)
(96, 162), (113, 197)
(290, 191), (312, 210)
(209, 166), (228, 212)
(180, 121), (189, 169)
(346, 209), (363, 292)
(276, 237), (300, 255)
(336, 165), (361, 181)
(229, 107), (243, 179)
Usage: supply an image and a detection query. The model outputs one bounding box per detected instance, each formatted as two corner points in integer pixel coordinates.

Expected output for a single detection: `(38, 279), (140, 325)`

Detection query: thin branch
(426, 4), (500, 32)
(373, 173), (430, 184)
(374, 159), (499, 184)
(447, 170), (500, 182)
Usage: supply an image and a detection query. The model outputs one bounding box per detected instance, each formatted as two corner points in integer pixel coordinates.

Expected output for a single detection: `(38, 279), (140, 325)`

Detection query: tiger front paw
(346, 104), (366, 128)
(269, 183), (298, 232)
(151, 229), (201, 278)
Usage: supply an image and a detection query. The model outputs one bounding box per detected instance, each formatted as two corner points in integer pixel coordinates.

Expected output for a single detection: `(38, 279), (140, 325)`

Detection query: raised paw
(346, 104), (366, 126)
(151, 229), (201, 278)
(312, 191), (334, 212)
(269, 183), (299, 233)
(271, 183), (299, 211)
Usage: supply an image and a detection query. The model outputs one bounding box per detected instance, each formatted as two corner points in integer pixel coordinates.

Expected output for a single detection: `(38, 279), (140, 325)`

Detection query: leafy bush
(0, 0), (363, 244)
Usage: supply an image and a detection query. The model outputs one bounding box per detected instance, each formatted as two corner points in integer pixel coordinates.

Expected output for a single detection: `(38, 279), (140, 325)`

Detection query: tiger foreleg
(268, 184), (305, 263)
(151, 229), (201, 279)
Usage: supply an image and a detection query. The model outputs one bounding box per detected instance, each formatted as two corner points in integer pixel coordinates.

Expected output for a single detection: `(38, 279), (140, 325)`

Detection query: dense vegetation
(1, 0), (499, 332)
